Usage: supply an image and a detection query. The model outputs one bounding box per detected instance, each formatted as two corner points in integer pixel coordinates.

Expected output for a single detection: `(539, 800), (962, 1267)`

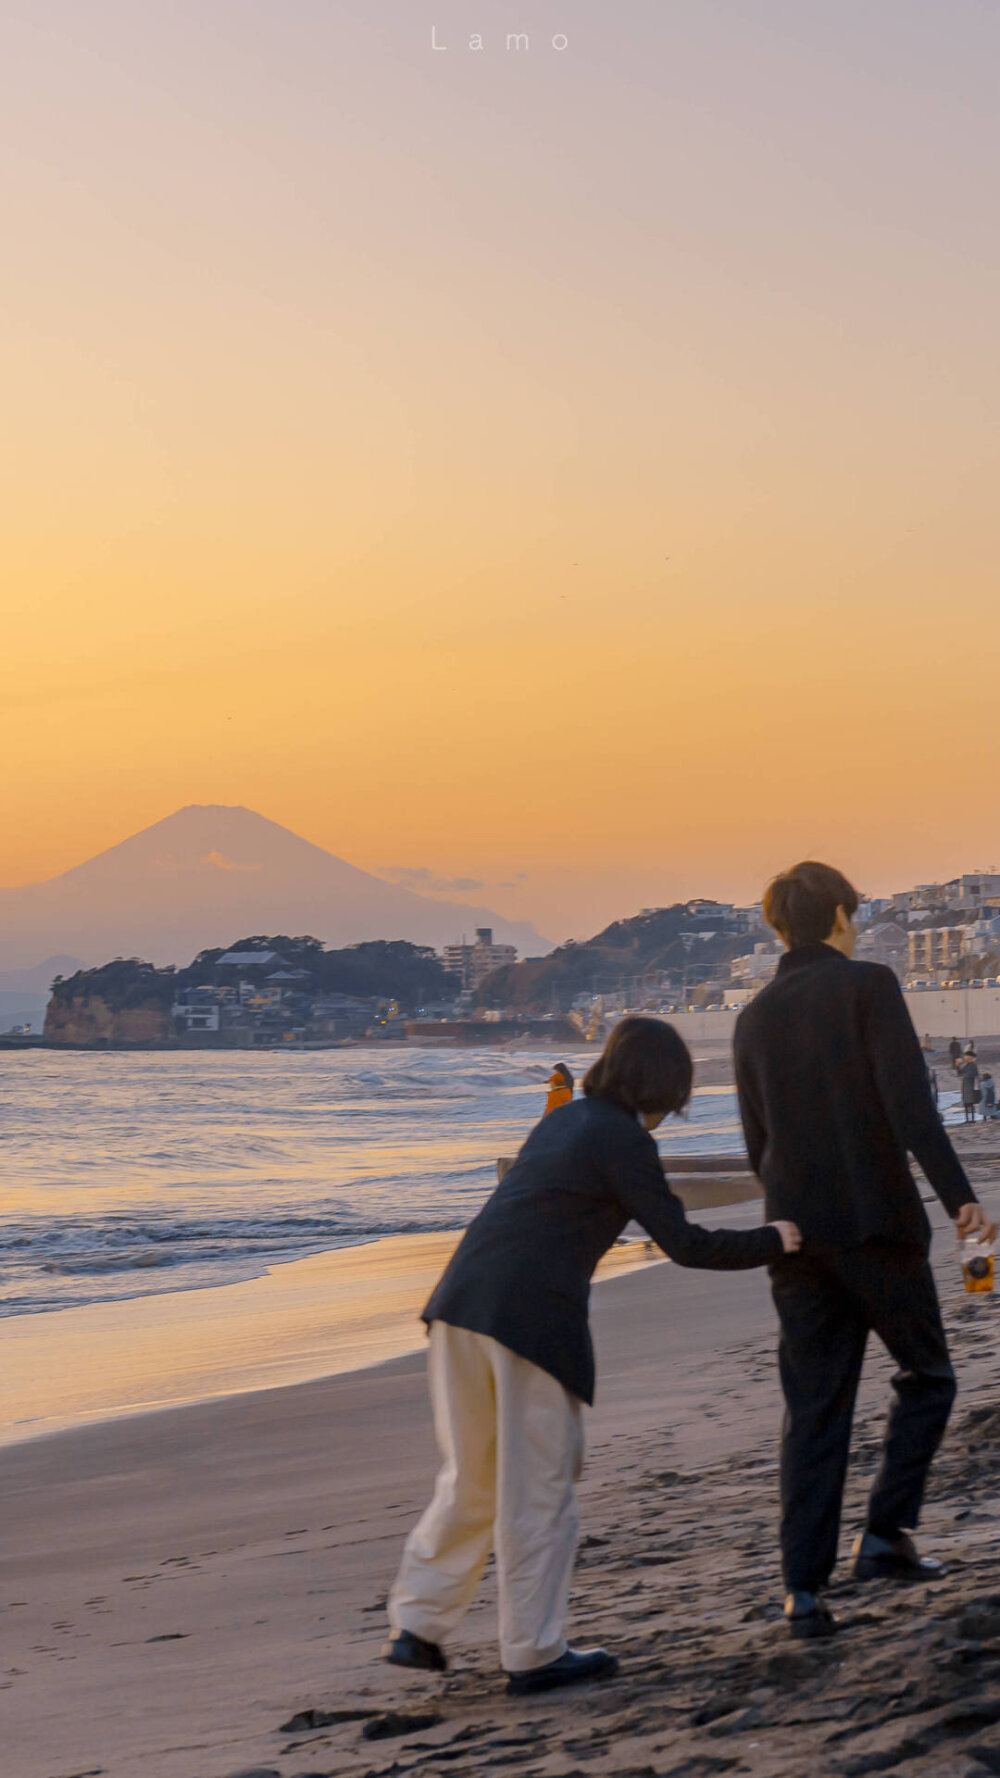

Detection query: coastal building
(966, 916), (1000, 954)
(682, 900), (746, 931)
(945, 873), (1000, 911)
(310, 995), (374, 1038)
(854, 922), (908, 978)
(893, 876), (1000, 916)
(171, 989), (221, 1033)
(239, 981), (283, 1009)
(443, 928), (517, 990)
(729, 943), (782, 991)
(215, 949), (289, 973)
(892, 885), (947, 914)
(907, 925), (968, 978)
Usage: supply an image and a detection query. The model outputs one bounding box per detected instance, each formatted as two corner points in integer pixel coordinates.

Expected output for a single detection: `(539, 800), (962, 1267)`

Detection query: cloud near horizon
(380, 865), (486, 895)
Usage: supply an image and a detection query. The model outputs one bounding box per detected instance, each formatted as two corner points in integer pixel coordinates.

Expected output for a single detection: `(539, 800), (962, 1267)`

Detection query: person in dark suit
(734, 861), (997, 1640)
(383, 1016), (801, 1694)
(959, 1047), (980, 1123)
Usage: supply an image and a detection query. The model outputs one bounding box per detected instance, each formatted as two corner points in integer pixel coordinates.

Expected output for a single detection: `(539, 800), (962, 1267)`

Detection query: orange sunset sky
(4, 1), (999, 940)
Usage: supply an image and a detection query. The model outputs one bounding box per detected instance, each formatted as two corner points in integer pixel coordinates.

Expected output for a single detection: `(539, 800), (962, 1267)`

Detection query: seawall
(665, 986), (1000, 1045)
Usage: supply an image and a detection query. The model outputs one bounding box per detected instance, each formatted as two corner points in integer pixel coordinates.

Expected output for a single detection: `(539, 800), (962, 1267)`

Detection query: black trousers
(770, 1243), (956, 1593)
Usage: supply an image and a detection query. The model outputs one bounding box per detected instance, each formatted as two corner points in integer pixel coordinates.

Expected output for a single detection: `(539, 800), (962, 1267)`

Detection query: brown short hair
(583, 1015), (693, 1117)
(763, 860), (860, 948)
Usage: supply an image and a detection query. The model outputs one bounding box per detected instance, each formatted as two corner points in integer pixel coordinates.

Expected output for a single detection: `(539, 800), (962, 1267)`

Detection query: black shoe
(851, 1531), (943, 1584)
(784, 1591), (837, 1639)
(505, 1647), (619, 1696)
(381, 1630), (447, 1672)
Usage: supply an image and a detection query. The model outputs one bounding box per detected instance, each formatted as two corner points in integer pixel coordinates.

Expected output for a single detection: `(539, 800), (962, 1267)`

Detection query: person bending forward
(383, 1016), (800, 1695)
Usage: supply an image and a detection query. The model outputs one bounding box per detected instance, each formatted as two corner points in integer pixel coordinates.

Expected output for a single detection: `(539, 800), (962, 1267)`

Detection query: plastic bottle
(961, 1236), (995, 1295)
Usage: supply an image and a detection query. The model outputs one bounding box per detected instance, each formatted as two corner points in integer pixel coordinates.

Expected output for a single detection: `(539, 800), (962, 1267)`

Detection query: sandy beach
(0, 1232), (657, 1445)
(5, 1152), (1000, 1778)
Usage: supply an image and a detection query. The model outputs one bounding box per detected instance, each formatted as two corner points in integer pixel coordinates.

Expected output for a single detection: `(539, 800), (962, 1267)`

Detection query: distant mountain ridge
(475, 903), (748, 1013)
(0, 957), (80, 1033)
(0, 955), (83, 994)
(0, 806), (551, 971)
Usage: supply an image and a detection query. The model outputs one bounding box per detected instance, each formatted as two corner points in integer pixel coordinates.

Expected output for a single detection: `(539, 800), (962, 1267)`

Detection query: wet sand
(5, 1167), (1000, 1778)
(0, 1233), (657, 1446)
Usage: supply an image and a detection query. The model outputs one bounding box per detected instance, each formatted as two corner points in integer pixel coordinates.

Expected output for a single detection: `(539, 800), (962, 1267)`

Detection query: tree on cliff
(190, 935), (459, 1005)
(314, 940), (461, 1005)
(53, 938), (461, 1015)
(49, 959), (178, 1012)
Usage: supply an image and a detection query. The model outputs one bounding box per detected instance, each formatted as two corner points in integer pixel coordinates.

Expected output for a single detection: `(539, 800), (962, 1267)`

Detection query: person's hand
(955, 1202), (998, 1244)
(771, 1220), (802, 1254)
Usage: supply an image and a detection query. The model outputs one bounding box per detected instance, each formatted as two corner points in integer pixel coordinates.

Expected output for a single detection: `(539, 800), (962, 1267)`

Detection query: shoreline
(7, 1128), (998, 1451)
(0, 1035), (599, 1053)
(0, 1227), (661, 1449)
(5, 1116), (997, 1451)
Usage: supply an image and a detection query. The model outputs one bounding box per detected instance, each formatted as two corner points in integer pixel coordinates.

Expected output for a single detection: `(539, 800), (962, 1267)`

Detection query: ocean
(0, 1046), (750, 1319)
(0, 1046), (967, 1321)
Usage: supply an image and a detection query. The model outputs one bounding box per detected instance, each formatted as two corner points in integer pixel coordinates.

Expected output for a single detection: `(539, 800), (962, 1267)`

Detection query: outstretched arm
(605, 1127), (785, 1270)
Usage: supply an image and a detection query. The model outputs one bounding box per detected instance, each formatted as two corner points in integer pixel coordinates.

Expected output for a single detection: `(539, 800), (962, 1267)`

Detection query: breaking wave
(0, 1046), (747, 1316)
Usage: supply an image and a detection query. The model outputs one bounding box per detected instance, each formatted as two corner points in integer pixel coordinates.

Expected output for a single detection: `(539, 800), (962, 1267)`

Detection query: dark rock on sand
(362, 1709), (444, 1740)
(957, 1602), (1000, 1643)
(280, 1705), (380, 1731)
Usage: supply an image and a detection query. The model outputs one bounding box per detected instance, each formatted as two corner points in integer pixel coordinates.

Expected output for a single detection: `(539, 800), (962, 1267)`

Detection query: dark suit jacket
(423, 1095), (781, 1404)
(733, 944), (975, 1251)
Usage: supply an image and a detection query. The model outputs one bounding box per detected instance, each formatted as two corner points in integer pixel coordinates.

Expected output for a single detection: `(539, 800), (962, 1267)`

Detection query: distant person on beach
(950, 1037), (962, 1070)
(383, 1017), (800, 1694)
(982, 1072), (997, 1120)
(734, 861), (995, 1641)
(927, 1062), (939, 1107)
(960, 1048), (980, 1123)
(544, 1062), (574, 1115)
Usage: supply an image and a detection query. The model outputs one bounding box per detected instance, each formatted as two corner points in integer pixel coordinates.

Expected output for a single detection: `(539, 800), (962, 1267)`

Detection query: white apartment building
(443, 928), (517, 991)
(171, 995), (221, 1032)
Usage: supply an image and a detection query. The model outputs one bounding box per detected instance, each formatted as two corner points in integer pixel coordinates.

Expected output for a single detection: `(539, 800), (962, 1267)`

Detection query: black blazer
(423, 1095), (781, 1404)
(733, 944), (974, 1252)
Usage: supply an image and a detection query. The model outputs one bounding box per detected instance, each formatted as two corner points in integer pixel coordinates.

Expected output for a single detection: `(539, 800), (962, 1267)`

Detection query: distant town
(34, 929), (561, 1049)
(7, 869), (1000, 1049)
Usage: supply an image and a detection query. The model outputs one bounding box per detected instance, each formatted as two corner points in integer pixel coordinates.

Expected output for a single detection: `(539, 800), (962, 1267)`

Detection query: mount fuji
(0, 806), (552, 973)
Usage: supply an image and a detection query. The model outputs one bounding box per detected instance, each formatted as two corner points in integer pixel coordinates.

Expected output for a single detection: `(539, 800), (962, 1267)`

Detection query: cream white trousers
(388, 1321), (585, 1672)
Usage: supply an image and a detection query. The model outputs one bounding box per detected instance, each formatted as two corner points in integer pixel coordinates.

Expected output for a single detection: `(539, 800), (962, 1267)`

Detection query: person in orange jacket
(544, 1063), (574, 1115)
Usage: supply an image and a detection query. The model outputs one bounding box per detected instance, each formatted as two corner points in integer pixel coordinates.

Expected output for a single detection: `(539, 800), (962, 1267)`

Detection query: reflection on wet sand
(0, 1229), (658, 1445)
